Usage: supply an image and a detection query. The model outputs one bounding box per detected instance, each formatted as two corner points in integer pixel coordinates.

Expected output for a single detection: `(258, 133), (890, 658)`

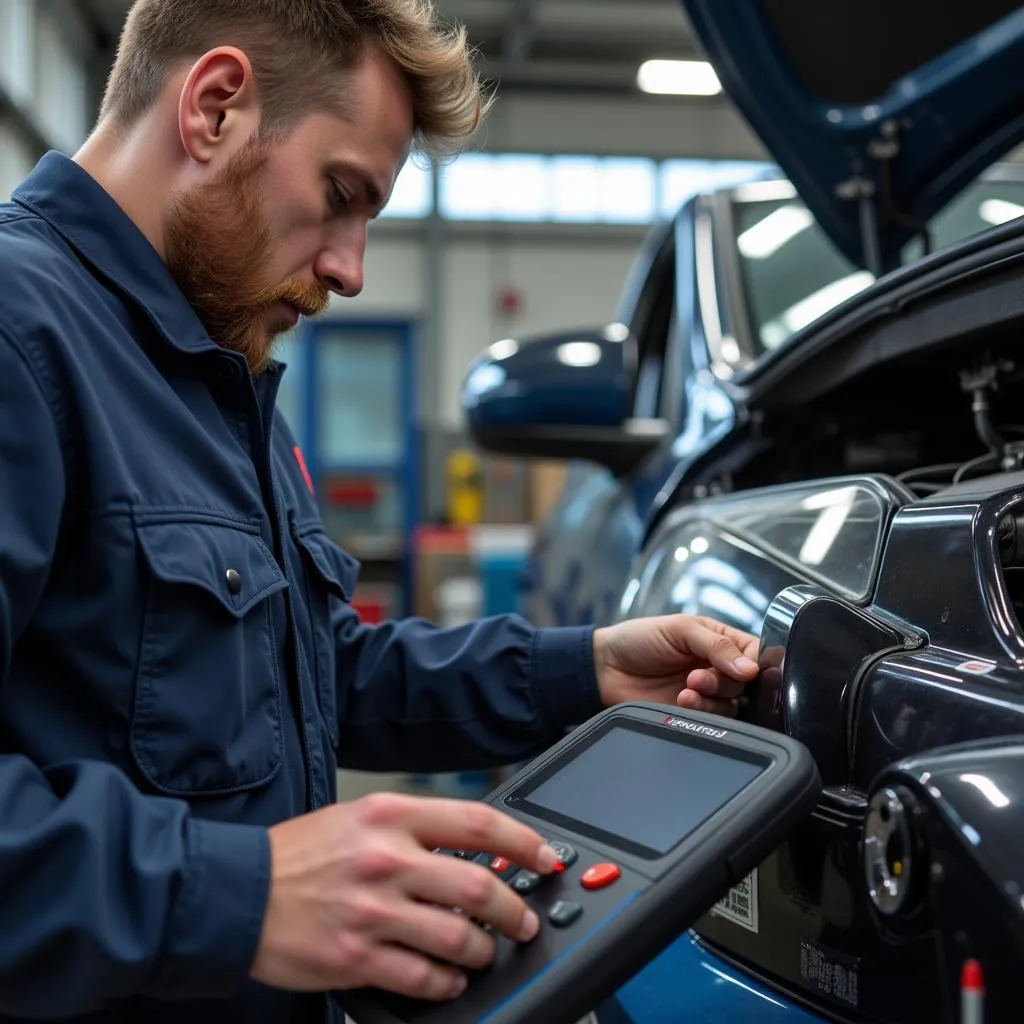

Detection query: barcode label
(799, 939), (860, 1008)
(710, 869), (759, 932)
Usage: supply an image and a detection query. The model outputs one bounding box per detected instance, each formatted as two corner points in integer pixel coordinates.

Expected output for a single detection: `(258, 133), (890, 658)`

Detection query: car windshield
(732, 169), (1024, 355)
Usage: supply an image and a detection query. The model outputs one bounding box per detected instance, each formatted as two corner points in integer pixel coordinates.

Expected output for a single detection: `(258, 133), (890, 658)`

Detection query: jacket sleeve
(0, 330), (270, 1017)
(333, 598), (604, 772)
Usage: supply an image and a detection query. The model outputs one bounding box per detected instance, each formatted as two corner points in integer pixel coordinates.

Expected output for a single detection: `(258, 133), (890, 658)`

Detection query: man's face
(164, 49), (413, 373)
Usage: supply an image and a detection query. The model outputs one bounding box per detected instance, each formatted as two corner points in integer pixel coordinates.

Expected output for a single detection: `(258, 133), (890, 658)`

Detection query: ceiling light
(637, 59), (722, 97)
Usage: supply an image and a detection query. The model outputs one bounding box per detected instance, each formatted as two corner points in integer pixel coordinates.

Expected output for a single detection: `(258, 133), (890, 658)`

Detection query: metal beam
(442, 0), (693, 44)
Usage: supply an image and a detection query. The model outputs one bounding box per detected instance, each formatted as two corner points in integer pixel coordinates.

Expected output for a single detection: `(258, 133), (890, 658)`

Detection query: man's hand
(250, 794), (559, 1000)
(593, 614), (760, 717)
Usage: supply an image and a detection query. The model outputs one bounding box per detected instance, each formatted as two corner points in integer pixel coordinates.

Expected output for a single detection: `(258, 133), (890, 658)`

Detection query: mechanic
(0, 2), (761, 1023)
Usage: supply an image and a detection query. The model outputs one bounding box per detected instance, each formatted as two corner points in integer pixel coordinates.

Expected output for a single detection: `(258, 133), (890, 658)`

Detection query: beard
(164, 139), (329, 375)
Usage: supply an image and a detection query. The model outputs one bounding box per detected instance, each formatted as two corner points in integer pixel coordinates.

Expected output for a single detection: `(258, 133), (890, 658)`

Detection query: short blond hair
(99, 0), (489, 158)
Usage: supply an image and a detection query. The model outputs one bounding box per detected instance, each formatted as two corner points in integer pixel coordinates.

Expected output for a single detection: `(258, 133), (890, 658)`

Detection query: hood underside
(682, 0), (1024, 273)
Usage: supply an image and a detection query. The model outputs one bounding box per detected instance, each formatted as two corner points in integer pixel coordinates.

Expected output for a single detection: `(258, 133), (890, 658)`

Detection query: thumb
(676, 618), (759, 681)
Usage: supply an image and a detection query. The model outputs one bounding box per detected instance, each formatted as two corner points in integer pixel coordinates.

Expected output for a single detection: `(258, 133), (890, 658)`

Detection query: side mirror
(461, 325), (669, 476)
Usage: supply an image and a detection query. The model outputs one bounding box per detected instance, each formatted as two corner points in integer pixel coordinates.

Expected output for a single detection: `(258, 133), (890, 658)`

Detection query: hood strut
(836, 119), (932, 277)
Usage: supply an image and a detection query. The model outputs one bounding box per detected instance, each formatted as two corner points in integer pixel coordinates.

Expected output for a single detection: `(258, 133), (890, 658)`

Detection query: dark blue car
(464, 3), (1024, 1020)
(463, 4), (1024, 636)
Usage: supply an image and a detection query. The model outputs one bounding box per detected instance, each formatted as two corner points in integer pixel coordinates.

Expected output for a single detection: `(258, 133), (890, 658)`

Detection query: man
(0, 2), (760, 1022)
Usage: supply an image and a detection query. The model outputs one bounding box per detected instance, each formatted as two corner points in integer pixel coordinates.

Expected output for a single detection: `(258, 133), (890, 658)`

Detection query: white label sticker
(710, 869), (759, 933)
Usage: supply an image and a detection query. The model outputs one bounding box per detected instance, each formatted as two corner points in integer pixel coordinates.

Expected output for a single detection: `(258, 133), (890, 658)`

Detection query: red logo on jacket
(293, 446), (315, 496)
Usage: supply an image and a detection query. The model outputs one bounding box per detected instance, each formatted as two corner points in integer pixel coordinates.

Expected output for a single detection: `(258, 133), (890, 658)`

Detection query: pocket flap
(292, 524), (361, 600)
(135, 519), (288, 617)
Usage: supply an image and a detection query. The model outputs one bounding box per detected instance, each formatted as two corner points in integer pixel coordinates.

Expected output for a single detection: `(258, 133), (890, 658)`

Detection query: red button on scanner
(490, 856), (511, 874)
(580, 863), (621, 890)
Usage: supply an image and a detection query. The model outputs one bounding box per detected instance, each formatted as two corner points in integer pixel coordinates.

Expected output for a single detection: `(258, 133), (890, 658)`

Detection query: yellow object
(446, 450), (484, 526)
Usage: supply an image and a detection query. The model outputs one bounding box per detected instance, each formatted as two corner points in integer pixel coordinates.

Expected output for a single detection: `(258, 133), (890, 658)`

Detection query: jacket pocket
(290, 520), (361, 749)
(130, 516), (289, 796)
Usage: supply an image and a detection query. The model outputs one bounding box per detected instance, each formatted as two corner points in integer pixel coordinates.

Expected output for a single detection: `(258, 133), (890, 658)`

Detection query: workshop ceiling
(79, 0), (706, 98)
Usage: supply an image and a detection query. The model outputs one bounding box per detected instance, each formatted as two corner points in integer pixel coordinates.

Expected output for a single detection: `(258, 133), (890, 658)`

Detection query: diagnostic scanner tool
(344, 702), (822, 1024)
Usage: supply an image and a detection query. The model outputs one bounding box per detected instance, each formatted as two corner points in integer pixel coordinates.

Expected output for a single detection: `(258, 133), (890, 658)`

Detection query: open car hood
(681, 0), (1024, 273)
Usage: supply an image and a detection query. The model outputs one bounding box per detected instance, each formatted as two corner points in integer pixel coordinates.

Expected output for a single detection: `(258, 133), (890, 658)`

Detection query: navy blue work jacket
(0, 153), (601, 1024)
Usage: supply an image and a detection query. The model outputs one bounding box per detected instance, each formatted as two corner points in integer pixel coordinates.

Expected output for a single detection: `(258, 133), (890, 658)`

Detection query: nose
(314, 226), (366, 298)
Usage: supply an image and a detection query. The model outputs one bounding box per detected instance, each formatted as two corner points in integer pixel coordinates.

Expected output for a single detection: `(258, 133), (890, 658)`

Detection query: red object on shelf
(352, 597), (386, 624)
(413, 525), (470, 555)
(325, 479), (378, 507)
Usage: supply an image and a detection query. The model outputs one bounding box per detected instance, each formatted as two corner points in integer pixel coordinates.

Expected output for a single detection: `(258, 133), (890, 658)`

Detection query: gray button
(511, 870), (542, 895)
(225, 569), (242, 595)
(548, 900), (582, 928)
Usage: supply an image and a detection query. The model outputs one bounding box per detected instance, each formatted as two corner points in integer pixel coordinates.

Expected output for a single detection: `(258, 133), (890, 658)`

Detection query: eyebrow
(328, 160), (388, 216)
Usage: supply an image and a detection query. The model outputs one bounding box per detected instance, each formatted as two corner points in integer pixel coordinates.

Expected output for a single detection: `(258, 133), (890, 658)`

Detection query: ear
(178, 47), (261, 164)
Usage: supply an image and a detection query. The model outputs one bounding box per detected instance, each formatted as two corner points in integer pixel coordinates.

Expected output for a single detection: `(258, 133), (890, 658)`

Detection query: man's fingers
(356, 794), (559, 876)
(683, 667), (745, 700)
(676, 689), (739, 717)
(359, 942), (469, 1002)
(382, 899), (498, 971)
(684, 621), (759, 680)
(409, 858), (540, 945)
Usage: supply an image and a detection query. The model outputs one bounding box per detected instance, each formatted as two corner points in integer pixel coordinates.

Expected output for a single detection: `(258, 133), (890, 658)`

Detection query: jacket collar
(12, 151), (217, 355)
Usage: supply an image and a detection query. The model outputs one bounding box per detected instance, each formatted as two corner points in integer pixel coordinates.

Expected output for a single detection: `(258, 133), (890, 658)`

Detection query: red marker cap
(961, 959), (984, 993)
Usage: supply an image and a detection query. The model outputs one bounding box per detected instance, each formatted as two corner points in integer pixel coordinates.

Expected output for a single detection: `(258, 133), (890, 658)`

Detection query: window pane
(380, 157), (432, 219)
(661, 159), (776, 217)
(442, 152), (658, 224)
(440, 153), (496, 220)
(599, 159), (656, 224)
(551, 157), (602, 222)
(493, 155), (548, 220)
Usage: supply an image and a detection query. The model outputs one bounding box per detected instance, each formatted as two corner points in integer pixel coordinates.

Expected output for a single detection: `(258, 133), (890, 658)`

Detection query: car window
(628, 232), (676, 421)
(731, 169), (1024, 356)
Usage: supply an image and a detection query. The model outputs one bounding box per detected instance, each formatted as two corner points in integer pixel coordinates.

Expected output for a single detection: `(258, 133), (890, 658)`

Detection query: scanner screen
(518, 723), (765, 856)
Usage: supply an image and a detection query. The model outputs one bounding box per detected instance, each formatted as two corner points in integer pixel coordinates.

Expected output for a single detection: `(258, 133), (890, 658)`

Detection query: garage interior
(5, 3), (1024, 1023)
(1, 0), (776, 619)
(4, 0), (1024, 775)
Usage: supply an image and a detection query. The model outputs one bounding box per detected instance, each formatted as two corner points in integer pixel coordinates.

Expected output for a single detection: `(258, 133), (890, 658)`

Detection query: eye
(327, 179), (351, 215)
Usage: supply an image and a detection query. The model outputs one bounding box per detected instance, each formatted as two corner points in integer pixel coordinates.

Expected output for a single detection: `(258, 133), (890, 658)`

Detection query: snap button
(217, 358), (237, 380)
(225, 568), (242, 595)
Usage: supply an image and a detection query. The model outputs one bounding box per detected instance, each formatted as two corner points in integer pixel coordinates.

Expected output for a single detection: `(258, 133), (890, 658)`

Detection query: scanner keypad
(438, 839), (618, 940)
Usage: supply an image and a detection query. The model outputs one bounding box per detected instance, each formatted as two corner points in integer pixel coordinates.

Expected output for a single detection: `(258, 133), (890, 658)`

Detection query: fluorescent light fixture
(637, 59), (721, 97)
(979, 198), (1024, 226)
(737, 205), (814, 259)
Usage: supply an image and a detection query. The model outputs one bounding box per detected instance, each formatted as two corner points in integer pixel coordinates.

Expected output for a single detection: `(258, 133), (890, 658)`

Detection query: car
(464, 2), (1024, 1021)
(461, 34), (1024, 637)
